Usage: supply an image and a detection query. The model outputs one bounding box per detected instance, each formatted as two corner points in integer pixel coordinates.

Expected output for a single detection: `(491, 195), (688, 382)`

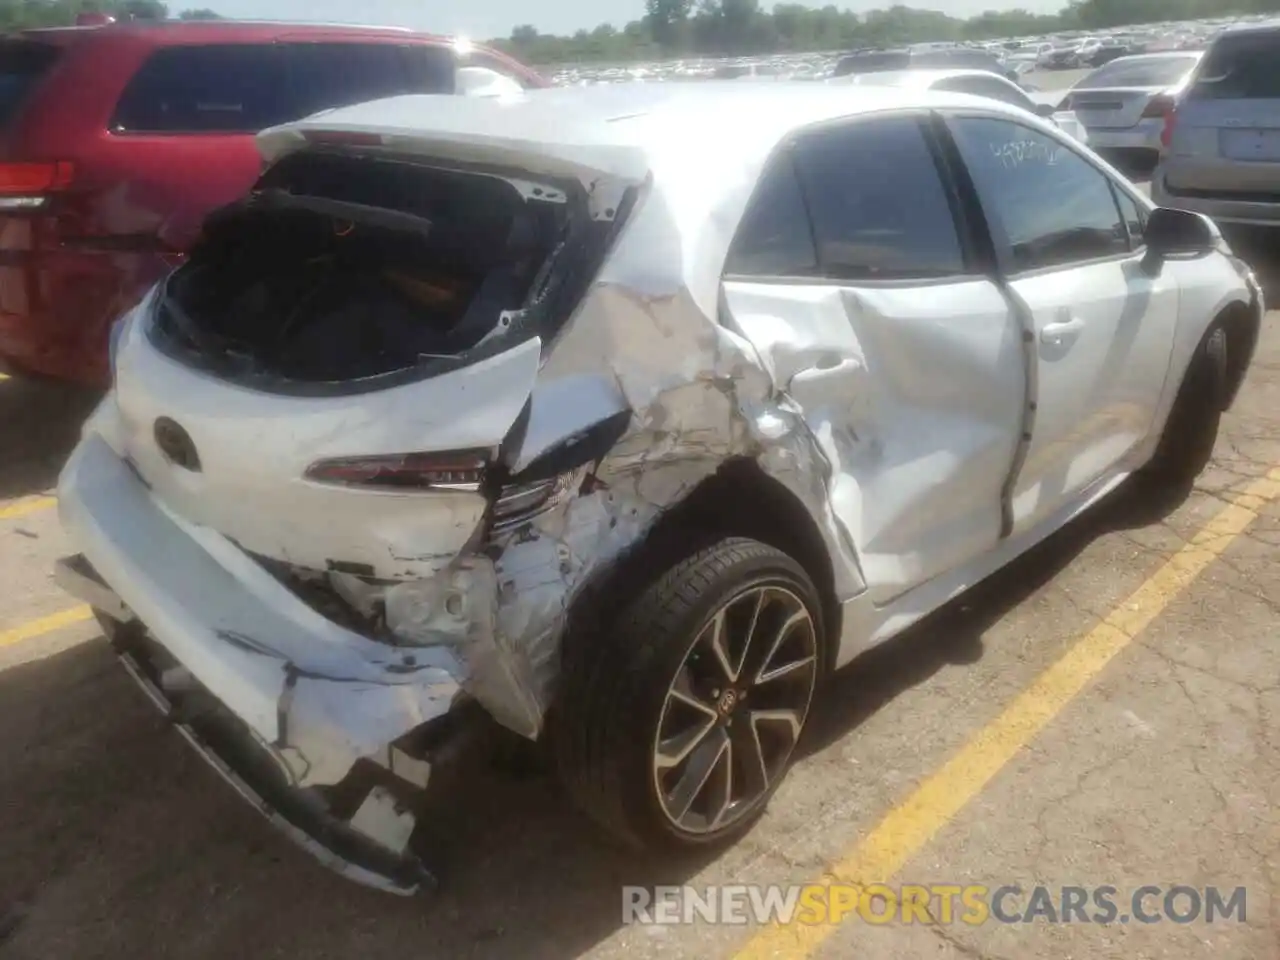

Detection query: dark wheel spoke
(728, 712), (770, 799)
(754, 608), (816, 684)
(666, 727), (730, 823)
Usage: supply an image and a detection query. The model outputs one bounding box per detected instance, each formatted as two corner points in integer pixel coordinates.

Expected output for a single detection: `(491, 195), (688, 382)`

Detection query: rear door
(721, 114), (1024, 604)
(1164, 29), (1280, 195)
(944, 113), (1177, 534)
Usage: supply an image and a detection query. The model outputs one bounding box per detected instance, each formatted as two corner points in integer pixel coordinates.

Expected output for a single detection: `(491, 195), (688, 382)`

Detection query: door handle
(1040, 316), (1084, 343)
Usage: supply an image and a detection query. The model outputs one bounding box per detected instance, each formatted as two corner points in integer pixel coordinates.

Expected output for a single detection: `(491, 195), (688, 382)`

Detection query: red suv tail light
(0, 160), (75, 210)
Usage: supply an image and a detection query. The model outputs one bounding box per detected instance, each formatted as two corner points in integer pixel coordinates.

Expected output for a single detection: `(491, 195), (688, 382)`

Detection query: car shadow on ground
(0, 376), (100, 502)
(0, 477), (1197, 960)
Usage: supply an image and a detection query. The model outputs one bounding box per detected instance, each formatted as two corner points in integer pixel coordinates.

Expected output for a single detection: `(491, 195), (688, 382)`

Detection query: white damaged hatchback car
(56, 82), (1262, 893)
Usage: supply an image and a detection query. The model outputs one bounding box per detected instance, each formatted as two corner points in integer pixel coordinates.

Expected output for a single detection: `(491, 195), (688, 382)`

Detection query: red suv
(0, 20), (543, 385)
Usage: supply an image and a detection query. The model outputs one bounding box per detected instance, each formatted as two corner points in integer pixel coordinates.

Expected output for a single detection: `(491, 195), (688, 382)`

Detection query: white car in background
(1059, 51), (1204, 157)
(835, 68), (1089, 144)
(55, 82), (1261, 894)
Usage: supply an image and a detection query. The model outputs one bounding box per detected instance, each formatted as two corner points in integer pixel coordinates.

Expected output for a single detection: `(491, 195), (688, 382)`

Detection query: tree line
(492, 0), (1280, 64)
(0, 0), (218, 30)
(2, 0), (1277, 66)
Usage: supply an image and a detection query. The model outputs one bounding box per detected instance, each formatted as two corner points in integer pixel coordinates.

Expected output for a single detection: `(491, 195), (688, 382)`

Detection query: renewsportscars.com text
(622, 883), (1247, 926)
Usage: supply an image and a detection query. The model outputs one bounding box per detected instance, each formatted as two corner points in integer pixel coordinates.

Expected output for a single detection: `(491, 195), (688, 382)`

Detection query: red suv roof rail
(74, 12), (116, 26)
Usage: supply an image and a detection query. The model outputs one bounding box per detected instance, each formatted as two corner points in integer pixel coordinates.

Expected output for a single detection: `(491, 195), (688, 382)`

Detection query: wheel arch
(560, 456), (843, 678)
(1214, 298), (1258, 411)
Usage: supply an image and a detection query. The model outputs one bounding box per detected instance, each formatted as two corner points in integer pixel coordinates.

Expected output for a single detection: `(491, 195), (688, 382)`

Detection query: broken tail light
(304, 446), (581, 535)
(304, 450), (489, 491)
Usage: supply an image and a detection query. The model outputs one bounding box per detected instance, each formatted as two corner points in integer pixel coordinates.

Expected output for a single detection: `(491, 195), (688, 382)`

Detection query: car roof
(1218, 18), (1280, 37)
(16, 19), (449, 47)
(260, 80), (1044, 183)
(833, 68), (1015, 89)
(1095, 50), (1203, 63)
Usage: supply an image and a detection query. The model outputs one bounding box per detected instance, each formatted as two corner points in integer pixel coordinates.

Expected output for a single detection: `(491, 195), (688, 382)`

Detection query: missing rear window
(150, 151), (624, 393)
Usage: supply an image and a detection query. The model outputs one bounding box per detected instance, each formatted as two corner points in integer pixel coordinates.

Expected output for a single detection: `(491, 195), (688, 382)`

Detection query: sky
(189, 0), (1070, 44)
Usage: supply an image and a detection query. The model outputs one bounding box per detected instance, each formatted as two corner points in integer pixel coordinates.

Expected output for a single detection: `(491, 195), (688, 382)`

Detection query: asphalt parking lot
(1, 186), (1277, 958)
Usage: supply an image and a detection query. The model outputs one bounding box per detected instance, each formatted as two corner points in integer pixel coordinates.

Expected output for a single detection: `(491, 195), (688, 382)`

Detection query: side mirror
(1141, 206), (1219, 274)
(1035, 102), (1056, 118)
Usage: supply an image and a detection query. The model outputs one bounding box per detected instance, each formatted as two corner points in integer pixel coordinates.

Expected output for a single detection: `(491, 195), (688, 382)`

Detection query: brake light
(0, 161), (74, 201)
(304, 450), (488, 490)
(1142, 93), (1176, 119)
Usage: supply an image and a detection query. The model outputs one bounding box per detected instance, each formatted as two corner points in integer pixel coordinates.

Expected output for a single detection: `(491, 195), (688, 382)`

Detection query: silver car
(1152, 20), (1280, 228)
(1061, 51), (1203, 156)
(54, 82), (1261, 894)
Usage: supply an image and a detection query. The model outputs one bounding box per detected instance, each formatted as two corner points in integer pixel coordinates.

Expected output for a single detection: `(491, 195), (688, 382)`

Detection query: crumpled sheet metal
(380, 178), (869, 736)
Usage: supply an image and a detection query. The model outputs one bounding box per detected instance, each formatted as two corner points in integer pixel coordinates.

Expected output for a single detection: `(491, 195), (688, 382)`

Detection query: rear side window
(724, 155), (818, 277)
(792, 117), (966, 280)
(290, 43), (452, 115)
(0, 41), (59, 128)
(112, 45), (289, 132)
(1188, 33), (1280, 100)
(111, 42), (454, 134)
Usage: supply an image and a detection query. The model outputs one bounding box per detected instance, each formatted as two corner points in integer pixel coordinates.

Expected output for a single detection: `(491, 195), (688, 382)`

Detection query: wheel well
(1216, 300), (1257, 411)
(561, 457), (842, 674)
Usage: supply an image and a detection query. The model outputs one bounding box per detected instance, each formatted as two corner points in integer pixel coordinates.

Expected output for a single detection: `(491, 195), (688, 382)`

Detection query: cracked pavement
(0, 213), (1276, 959)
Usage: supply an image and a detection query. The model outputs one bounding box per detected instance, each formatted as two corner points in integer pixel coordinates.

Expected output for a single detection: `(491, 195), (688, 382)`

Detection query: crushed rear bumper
(53, 431), (478, 894)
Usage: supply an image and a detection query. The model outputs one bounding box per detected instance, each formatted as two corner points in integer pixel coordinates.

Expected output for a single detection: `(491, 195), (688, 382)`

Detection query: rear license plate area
(1219, 128), (1280, 162)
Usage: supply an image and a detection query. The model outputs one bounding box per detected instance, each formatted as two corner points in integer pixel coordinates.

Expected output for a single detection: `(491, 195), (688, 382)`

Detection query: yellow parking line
(0, 605), (94, 650)
(0, 495), (57, 522)
(734, 467), (1280, 960)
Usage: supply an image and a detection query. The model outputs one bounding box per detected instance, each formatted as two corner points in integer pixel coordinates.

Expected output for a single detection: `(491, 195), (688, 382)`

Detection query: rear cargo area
(152, 151), (574, 385)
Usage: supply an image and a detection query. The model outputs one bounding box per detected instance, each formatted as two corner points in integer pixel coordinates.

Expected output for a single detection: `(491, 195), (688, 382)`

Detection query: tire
(555, 537), (825, 852)
(1141, 323), (1227, 489)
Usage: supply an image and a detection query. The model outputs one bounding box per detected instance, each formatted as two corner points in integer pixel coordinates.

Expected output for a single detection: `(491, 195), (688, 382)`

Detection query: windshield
(0, 41), (59, 128)
(1077, 56), (1197, 89)
(1188, 33), (1280, 100)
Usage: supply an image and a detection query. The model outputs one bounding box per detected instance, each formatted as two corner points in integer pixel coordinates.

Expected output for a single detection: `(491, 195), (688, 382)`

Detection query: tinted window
(936, 75), (1033, 111)
(724, 155), (818, 277)
(951, 117), (1127, 272)
(792, 117), (966, 280)
(1077, 56), (1198, 89)
(112, 45), (290, 132)
(833, 52), (908, 77)
(1189, 33), (1280, 100)
(112, 43), (453, 134)
(405, 46), (460, 92)
(289, 44), (438, 117)
(0, 41), (58, 128)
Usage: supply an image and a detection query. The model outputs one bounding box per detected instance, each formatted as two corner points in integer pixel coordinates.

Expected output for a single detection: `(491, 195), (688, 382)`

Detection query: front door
(944, 114), (1178, 533)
